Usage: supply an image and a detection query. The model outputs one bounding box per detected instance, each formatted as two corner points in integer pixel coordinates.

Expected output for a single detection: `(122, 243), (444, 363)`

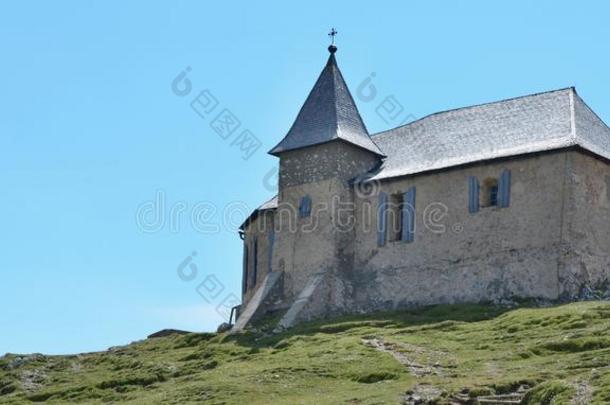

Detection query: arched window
(481, 178), (498, 208)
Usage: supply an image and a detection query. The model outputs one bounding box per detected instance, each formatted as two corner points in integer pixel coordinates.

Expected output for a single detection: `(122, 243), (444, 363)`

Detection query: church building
(234, 44), (610, 331)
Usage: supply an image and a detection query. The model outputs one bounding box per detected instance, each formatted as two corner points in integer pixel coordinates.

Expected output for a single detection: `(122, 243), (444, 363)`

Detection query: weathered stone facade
(235, 48), (610, 330)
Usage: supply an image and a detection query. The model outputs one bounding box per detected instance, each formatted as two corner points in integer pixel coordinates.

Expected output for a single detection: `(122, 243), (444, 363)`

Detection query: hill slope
(2, 302), (610, 404)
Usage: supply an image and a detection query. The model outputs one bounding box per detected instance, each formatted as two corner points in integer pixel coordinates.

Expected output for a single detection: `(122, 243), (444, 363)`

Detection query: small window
(299, 196), (311, 218)
(387, 188), (416, 243)
(481, 178), (498, 208)
(490, 185), (498, 206)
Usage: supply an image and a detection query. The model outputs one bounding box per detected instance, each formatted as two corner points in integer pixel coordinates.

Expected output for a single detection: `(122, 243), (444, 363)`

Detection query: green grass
(2, 301), (610, 404)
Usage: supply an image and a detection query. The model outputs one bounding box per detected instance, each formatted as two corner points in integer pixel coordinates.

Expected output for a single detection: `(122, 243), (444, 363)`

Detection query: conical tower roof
(269, 47), (384, 157)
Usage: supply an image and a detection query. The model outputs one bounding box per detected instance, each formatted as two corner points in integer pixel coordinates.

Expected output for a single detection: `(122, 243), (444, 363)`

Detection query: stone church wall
(558, 150), (610, 298)
(350, 151), (570, 312)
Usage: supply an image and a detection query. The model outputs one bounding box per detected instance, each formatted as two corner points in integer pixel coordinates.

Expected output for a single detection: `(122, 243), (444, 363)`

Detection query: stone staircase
(274, 269), (328, 331)
(232, 271), (283, 332)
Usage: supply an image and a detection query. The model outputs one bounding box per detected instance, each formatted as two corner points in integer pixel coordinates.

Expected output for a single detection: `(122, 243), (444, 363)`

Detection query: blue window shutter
(242, 243), (248, 294)
(402, 187), (416, 243)
(468, 176), (480, 213)
(377, 192), (388, 247)
(251, 236), (258, 287)
(498, 169), (511, 208)
(305, 196), (311, 217)
(299, 196), (311, 218)
(267, 228), (275, 273)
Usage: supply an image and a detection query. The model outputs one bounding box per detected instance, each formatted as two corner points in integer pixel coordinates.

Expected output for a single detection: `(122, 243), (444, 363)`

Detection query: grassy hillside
(2, 301), (610, 404)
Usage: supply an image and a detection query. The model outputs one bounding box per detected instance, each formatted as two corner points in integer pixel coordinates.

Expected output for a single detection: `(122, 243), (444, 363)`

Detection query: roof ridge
(571, 89), (610, 137)
(569, 87), (577, 139)
(372, 87), (575, 138)
(328, 56), (341, 135)
(331, 57), (386, 156)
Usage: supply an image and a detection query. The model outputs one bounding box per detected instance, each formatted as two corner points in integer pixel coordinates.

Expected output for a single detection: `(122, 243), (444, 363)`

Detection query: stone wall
(278, 140), (380, 188)
(274, 141), (379, 307)
(242, 140), (379, 311)
(350, 151), (570, 312)
(559, 150), (610, 298)
(242, 210), (275, 304)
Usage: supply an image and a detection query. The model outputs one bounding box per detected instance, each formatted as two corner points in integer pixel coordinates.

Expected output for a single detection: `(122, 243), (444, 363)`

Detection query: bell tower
(268, 40), (384, 311)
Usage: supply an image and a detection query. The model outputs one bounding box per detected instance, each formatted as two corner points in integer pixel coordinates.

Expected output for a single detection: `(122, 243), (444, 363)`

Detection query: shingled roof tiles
(369, 87), (610, 180)
(269, 52), (384, 157)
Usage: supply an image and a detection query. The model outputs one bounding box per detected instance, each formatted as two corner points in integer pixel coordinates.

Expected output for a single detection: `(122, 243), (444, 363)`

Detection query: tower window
(299, 196), (312, 218)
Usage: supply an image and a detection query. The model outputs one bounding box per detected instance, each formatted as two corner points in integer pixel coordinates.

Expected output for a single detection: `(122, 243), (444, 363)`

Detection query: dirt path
(362, 337), (531, 405)
(362, 337), (447, 377)
(571, 380), (593, 405)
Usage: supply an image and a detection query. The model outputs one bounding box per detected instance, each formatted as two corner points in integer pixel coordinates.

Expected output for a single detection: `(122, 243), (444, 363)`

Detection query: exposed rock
(216, 323), (233, 333)
(449, 385), (529, 404)
(147, 329), (191, 339)
(20, 369), (46, 392)
(403, 384), (444, 404)
(5, 354), (46, 370)
(571, 380), (593, 405)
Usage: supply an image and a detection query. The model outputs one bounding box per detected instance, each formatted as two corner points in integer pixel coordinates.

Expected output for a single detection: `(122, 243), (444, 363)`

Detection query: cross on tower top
(328, 28), (338, 54)
(328, 28), (338, 44)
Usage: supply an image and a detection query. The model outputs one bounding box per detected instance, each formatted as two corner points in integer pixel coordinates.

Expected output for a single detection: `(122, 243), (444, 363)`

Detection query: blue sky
(1, 1), (609, 354)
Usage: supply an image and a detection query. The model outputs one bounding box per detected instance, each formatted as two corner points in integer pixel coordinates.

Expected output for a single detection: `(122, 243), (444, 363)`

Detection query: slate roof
(257, 195), (279, 211)
(369, 87), (610, 180)
(240, 195), (278, 230)
(269, 50), (384, 157)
